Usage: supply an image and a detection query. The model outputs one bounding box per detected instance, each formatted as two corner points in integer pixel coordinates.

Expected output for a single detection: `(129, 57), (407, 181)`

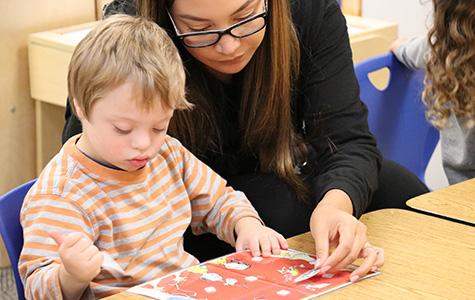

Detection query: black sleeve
(62, 100), (82, 144)
(102, 0), (137, 18)
(294, 0), (382, 217)
(62, 0), (137, 144)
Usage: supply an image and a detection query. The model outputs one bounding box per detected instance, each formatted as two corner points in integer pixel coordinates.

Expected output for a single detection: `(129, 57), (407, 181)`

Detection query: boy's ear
(72, 98), (85, 120)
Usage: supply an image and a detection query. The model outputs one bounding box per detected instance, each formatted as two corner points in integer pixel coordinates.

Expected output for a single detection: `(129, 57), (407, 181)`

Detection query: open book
(128, 249), (380, 299)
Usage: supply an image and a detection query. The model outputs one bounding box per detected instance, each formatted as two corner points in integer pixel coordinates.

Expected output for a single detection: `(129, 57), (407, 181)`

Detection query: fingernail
(350, 275), (360, 282)
(313, 258), (321, 268)
(371, 266), (378, 272)
(320, 265), (331, 274)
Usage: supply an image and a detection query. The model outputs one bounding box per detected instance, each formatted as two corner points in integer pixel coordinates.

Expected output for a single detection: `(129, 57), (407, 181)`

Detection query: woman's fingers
(372, 246), (385, 269)
(320, 232), (354, 272)
(330, 224), (367, 271)
(349, 245), (381, 281)
(313, 223), (330, 268)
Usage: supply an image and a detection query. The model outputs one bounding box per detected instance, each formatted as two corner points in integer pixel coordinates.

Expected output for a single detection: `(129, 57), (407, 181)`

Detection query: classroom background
(0, 0), (439, 299)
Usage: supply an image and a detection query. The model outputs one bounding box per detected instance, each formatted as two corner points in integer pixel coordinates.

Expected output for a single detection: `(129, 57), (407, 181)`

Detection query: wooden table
(288, 209), (475, 299)
(105, 209), (475, 299)
(407, 178), (475, 225)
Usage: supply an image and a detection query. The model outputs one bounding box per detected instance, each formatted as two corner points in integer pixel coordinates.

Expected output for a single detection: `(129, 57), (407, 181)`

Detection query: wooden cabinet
(0, 0), (96, 269)
(28, 16), (398, 173)
(29, 22), (97, 173)
(341, 0), (362, 16)
(29, 23), (97, 108)
(346, 15), (398, 63)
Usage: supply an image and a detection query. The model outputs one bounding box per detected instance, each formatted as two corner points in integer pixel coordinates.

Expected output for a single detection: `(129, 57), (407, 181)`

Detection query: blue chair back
(0, 179), (36, 300)
(354, 53), (439, 182)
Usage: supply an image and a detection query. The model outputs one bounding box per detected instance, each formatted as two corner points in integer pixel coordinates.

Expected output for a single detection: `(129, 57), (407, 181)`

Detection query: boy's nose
(215, 34), (240, 55)
(132, 132), (152, 150)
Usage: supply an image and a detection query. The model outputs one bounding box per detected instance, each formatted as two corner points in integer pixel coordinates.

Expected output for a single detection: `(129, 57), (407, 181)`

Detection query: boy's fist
(49, 231), (103, 284)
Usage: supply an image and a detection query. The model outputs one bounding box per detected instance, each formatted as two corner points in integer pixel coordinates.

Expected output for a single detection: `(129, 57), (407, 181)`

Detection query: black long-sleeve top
(62, 0), (381, 218)
(289, 0), (381, 216)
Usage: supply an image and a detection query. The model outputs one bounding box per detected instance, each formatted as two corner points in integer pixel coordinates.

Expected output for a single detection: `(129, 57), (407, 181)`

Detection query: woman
(63, 0), (428, 279)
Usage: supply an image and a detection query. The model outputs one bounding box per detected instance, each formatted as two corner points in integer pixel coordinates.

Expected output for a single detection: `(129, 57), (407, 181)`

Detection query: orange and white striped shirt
(19, 135), (260, 299)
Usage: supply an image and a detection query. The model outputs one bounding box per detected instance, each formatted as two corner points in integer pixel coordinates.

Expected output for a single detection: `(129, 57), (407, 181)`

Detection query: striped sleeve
(175, 141), (262, 246)
(19, 193), (95, 300)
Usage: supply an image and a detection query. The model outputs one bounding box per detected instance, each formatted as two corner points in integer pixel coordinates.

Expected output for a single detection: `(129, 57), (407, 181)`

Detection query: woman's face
(169, 0), (266, 81)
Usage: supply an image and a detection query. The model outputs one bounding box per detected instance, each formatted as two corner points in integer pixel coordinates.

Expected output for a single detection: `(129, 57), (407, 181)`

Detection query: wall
(0, 1), (96, 192)
(0, 0), (96, 268)
(341, 0), (362, 16)
(362, 0), (433, 38)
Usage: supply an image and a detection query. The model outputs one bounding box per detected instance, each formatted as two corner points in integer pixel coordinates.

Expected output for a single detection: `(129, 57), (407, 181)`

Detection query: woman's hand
(310, 189), (384, 282)
(235, 217), (288, 257)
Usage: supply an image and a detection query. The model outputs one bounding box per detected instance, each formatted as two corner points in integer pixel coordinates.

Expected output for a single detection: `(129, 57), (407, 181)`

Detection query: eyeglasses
(167, 1), (267, 48)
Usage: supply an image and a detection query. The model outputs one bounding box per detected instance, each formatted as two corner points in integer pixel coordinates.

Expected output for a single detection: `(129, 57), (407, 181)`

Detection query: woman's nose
(214, 34), (240, 55)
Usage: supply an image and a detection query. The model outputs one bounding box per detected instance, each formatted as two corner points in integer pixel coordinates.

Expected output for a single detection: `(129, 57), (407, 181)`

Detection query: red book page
(128, 249), (380, 299)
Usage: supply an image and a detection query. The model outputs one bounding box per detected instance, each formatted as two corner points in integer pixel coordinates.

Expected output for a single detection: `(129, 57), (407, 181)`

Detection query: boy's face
(75, 81), (174, 171)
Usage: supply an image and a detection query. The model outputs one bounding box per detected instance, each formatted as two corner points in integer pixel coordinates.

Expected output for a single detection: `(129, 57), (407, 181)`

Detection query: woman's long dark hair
(137, 0), (309, 198)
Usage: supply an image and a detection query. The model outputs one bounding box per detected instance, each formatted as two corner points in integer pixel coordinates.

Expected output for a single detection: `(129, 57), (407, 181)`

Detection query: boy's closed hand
(49, 231), (103, 284)
(234, 217), (288, 257)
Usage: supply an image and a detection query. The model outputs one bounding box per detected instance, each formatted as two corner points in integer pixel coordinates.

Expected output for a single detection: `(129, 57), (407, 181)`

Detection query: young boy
(19, 15), (287, 299)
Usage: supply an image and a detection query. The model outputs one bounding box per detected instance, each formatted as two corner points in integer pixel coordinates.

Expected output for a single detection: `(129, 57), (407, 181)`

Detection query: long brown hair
(137, 0), (309, 198)
(424, 0), (475, 128)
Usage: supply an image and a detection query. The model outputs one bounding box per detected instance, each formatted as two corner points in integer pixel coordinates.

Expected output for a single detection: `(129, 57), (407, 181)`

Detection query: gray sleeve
(393, 36), (429, 70)
(440, 115), (475, 184)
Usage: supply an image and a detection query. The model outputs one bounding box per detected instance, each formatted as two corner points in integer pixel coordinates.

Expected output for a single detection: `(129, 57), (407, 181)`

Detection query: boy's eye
(114, 126), (131, 135)
(153, 128), (166, 134)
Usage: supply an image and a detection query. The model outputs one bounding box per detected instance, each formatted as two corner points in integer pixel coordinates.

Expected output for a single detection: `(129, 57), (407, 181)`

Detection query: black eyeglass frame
(167, 1), (268, 48)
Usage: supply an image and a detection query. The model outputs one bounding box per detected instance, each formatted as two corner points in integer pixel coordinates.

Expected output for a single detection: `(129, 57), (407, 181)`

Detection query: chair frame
(354, 52), (439, 183)
(0, 179), (36, 300)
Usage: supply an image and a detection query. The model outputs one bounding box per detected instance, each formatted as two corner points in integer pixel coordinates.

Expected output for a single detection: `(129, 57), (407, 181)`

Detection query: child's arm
(390, 36), (428, 70)
(19, 193), (98, 300)
(49, 231), (103, 300)
(174, 138), (287, 253)
(234, 217), (288, 257)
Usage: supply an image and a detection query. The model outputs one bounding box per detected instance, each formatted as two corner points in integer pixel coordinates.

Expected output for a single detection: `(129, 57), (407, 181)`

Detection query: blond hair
(68, 14), (191, 119)
(424, 0), (475, 128)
